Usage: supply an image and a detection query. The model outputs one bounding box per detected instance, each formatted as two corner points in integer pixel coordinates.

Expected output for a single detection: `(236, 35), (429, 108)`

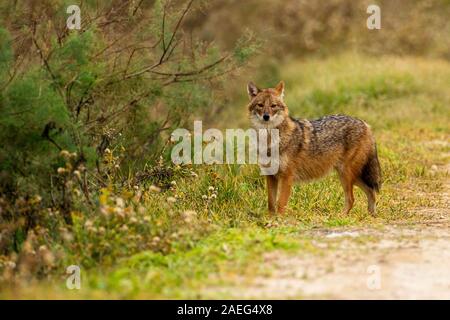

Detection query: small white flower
(59, 150), (70, 158)
(170, 181), (177, 186)
(130, 217), (138, 224)
(116, 197), (125, 208)
(208, 186), (215, 192)
(73, 170), (81, 179)
(201, 195), (208, 200)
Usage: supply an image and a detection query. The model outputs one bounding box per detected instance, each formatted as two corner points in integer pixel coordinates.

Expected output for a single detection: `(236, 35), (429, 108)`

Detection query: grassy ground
(1, 53), (449, 299)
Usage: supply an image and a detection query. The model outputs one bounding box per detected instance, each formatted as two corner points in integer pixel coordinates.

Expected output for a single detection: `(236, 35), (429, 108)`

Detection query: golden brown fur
(247, 81), (381, 215)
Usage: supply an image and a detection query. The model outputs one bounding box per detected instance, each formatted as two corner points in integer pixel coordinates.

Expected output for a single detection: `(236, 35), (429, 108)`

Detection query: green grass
(1, 53), (449, 299)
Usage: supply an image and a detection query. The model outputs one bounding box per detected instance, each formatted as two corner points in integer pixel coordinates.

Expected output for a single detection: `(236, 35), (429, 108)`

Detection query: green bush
(0, 0), (258, 261)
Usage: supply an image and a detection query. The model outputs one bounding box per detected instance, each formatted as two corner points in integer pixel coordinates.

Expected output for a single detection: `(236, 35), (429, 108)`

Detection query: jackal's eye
(256, 103), (263, 108)
(271, 104), (277, 108)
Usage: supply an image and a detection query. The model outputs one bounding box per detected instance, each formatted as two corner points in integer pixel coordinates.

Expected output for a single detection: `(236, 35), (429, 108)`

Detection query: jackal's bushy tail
(361, 144), (382, 192)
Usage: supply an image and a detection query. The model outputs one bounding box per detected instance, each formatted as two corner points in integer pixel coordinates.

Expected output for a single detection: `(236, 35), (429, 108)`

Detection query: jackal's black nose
(263, 114), (270, 121)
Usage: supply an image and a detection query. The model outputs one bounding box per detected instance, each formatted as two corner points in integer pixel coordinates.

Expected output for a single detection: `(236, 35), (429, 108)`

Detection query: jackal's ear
(275, 81), (285, 99)
(247, 82), (260, 100)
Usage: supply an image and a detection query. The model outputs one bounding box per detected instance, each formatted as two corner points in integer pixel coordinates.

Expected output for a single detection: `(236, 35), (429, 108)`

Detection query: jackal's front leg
(266, 175), (278, 213)
(277, 173), (293, 214)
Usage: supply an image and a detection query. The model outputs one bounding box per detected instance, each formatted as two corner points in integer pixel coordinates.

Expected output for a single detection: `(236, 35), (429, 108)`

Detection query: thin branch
(31, 26), (66, 102)
(132, 0), (145, 16)
(159, 0), (194, 64)
(149, 55), (229, 77)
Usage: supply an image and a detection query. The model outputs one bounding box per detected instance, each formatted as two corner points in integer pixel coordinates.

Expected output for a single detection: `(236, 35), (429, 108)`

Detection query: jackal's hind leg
(337, 171), (355, 215)
(356, 179), (376, 215)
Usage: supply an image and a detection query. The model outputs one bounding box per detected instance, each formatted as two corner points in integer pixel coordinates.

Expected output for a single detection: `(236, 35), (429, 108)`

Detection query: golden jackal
(247, 81), (382, 215)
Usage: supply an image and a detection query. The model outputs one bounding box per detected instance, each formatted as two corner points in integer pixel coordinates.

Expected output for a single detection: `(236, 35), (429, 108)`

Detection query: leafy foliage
(0, 0), (258, 260)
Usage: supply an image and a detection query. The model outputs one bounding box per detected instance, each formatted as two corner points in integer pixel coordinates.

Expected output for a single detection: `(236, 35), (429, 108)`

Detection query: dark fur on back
(309, 115), (367, 155)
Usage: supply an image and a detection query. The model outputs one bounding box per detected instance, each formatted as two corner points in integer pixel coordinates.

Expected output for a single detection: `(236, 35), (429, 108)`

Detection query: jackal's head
(247, 81), (288, 129)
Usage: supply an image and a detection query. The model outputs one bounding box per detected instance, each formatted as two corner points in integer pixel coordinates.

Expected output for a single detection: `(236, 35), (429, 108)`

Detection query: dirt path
(209, 164), (450, 299)
(247, 219), (450, 299)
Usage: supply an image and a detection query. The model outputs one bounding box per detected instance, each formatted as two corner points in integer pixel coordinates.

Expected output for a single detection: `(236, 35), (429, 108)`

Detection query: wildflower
(59, 150), (70, 158)
(116, 197), (125, 208)
(190, 171), (198, 178)
(57, 167), (66, 175)
(208, 186), (215, 192)
(120, 225), (129, 232)
(70, 152), (77, 158)
(73, 170), (81, 179)
(202, 195), (208, 200)
(130, 217), (138, 224)
(170, 181), (177, 186)
(84, 220), (93, 228)
(167, 196), (176, 203)
(114, 164), (120, 169)
(98, 227), (106, 235)
(210, 194), (217, 199)
(143, 216), (151, 222)
(149, 185), (161, 193)
(104, 148), (111, 154)
(134, 185), (139, 190)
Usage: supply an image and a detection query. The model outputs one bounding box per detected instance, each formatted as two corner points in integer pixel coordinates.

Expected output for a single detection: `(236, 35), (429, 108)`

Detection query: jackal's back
(307, 114), (369, 155)
(282, 114), (376, 183)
